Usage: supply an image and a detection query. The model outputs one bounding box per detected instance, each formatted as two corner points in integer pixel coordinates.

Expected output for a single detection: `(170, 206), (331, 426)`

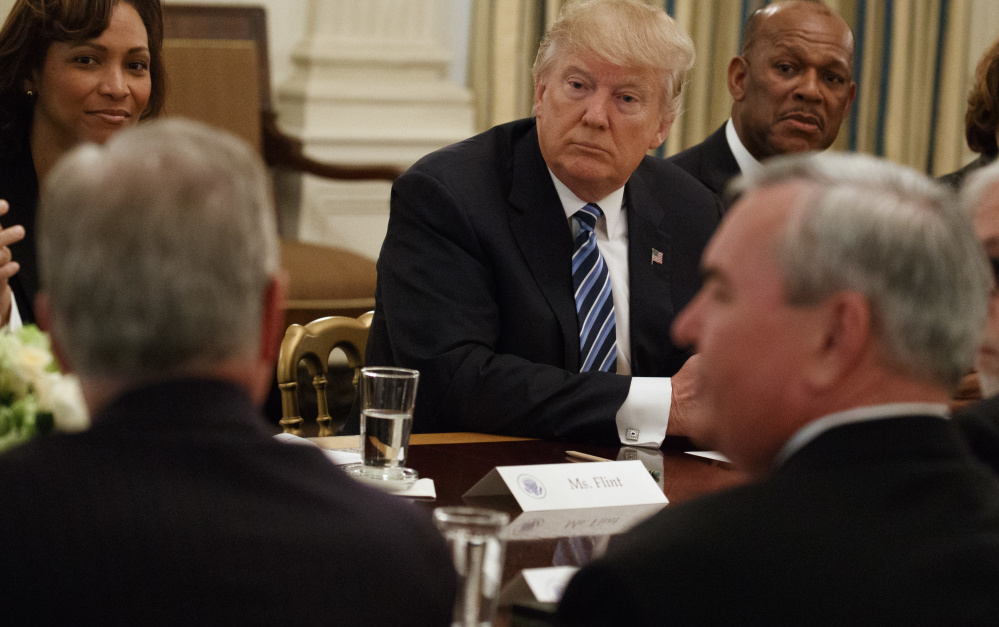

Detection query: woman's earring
(26, 90), (34, 97)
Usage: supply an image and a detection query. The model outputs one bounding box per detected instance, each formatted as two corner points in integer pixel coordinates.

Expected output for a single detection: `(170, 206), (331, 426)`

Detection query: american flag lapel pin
(651, 248), (663, 265)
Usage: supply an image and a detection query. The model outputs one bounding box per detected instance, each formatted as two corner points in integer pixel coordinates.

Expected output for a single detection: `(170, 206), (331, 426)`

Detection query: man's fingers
(0, 225), (25, 247)
(0, 260), (20, 282)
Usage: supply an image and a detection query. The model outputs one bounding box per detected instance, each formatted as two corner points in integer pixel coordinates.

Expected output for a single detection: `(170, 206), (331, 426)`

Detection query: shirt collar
(549, 168), (626, 237)
(773, 402), (950, 468)
(725, 118), (762, 178)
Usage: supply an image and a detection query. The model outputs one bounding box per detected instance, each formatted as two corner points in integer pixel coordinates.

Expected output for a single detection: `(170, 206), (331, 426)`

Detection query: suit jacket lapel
(626, 164), (677, 375)
(508, 125), (581, 371)
(699, 124), (742, 199)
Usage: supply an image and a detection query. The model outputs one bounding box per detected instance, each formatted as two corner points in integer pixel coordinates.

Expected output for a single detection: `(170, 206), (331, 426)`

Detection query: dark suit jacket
(953, 394), (999, 475)
(0, 379), (457, 626)
(667, 123), (742, 207)
(366, 118), (721, 442)
(0, 142), (39, 323)
(558, 416), (999, 625)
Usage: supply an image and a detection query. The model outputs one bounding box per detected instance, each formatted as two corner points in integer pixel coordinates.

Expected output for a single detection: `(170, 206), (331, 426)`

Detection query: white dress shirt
(724, 118), (762, 177)
(550, 170), (671, 448)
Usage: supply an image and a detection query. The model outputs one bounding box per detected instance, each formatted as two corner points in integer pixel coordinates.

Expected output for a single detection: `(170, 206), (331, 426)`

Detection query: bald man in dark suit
(669, 1), (856, 205)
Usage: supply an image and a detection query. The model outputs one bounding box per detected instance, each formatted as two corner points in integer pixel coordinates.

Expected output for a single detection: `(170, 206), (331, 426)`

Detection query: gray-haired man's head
(672, 151), (989, 475)
(38, 118), (281, 384)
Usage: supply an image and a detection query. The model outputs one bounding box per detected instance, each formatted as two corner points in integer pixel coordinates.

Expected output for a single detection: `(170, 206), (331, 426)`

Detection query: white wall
(445, 0), (472, 86)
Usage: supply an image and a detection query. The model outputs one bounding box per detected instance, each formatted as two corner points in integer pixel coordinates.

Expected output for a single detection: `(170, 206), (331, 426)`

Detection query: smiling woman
(0, 0), (163, 326)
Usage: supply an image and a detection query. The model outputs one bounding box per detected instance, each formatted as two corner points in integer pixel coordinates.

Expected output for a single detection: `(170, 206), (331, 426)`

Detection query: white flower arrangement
(0, 325), (88, 452)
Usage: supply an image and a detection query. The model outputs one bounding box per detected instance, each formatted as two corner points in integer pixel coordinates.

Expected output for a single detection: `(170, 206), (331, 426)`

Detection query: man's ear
(533, 76), (547, 117)
(259, 271), (289, 364)
(803, 291), (871, 392)
(844, 80), (857, 116)
(650, 115), (674, 150)
(728, 56), (749, 101)
(35, 292), (71, 373)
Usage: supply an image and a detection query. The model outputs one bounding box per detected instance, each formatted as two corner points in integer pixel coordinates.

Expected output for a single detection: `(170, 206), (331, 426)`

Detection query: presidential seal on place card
(517, 474), (547, 499)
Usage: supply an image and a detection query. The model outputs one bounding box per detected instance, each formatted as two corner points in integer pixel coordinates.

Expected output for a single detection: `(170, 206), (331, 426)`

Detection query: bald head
(729, 1), (856, 161)
(742, 1), (853, 62)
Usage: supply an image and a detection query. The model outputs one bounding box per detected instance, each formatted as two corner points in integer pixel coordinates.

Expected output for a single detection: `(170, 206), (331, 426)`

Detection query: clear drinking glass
(345, 366), (420, 486)
(433, 506), (510, 627)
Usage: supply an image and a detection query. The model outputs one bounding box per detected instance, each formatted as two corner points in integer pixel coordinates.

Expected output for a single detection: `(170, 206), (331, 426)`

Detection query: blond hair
(532, 0), (695, 121)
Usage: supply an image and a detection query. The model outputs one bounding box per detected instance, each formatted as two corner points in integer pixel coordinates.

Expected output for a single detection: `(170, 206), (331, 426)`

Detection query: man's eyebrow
(561, 65), (592, 80)
(768, 43), (851, 69)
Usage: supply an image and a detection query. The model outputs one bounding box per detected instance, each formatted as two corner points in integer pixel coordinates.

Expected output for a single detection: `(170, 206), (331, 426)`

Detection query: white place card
(463, 460), (667, 512)
(499, 566), (579, 607)
(501, 503), (666, 541)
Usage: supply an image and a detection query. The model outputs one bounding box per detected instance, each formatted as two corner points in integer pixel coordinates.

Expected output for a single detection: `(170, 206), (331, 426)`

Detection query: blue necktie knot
(573, 203), (602, 233)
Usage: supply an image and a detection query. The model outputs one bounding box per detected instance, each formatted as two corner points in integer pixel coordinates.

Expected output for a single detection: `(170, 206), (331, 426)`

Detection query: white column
(276, 0), (475, 260)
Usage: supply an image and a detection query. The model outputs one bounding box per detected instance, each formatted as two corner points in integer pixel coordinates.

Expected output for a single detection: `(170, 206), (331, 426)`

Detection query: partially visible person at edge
(0, 119), (457, 625)
(951, 160), (999, 475)
(0, 0), (164, 326)
(668, 0), (856, 207)
(940, 37), (999, 408)
(366, 0), (722, 445)
(939, 36), (999, 189)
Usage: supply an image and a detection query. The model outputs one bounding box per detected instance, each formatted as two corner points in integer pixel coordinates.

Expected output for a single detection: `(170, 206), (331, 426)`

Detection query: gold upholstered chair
(161, 5), (399, 325)
(276, 312), (374, 436)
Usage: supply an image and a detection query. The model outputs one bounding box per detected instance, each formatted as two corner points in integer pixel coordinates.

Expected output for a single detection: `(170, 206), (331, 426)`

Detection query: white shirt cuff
(614, 376), (671, 448)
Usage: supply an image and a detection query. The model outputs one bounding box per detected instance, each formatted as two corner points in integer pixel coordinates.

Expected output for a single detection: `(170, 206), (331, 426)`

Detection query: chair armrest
(262, 112), (403, 181)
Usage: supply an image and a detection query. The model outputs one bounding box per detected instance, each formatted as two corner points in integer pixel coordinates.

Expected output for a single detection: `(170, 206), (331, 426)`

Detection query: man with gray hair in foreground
(0, 119), (456, 625)
(558, 153), (999, 625)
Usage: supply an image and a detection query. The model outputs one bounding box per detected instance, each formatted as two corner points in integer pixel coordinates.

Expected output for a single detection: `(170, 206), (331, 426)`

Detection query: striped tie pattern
(571, 203), (617, 373)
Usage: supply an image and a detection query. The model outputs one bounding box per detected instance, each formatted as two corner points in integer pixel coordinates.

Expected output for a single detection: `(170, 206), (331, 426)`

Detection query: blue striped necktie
(571, 203), (617, 373)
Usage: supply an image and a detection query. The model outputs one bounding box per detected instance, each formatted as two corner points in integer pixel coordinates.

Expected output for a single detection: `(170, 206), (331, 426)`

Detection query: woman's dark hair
(965, 37), (999, 156)
(0, 0), (164, 155)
